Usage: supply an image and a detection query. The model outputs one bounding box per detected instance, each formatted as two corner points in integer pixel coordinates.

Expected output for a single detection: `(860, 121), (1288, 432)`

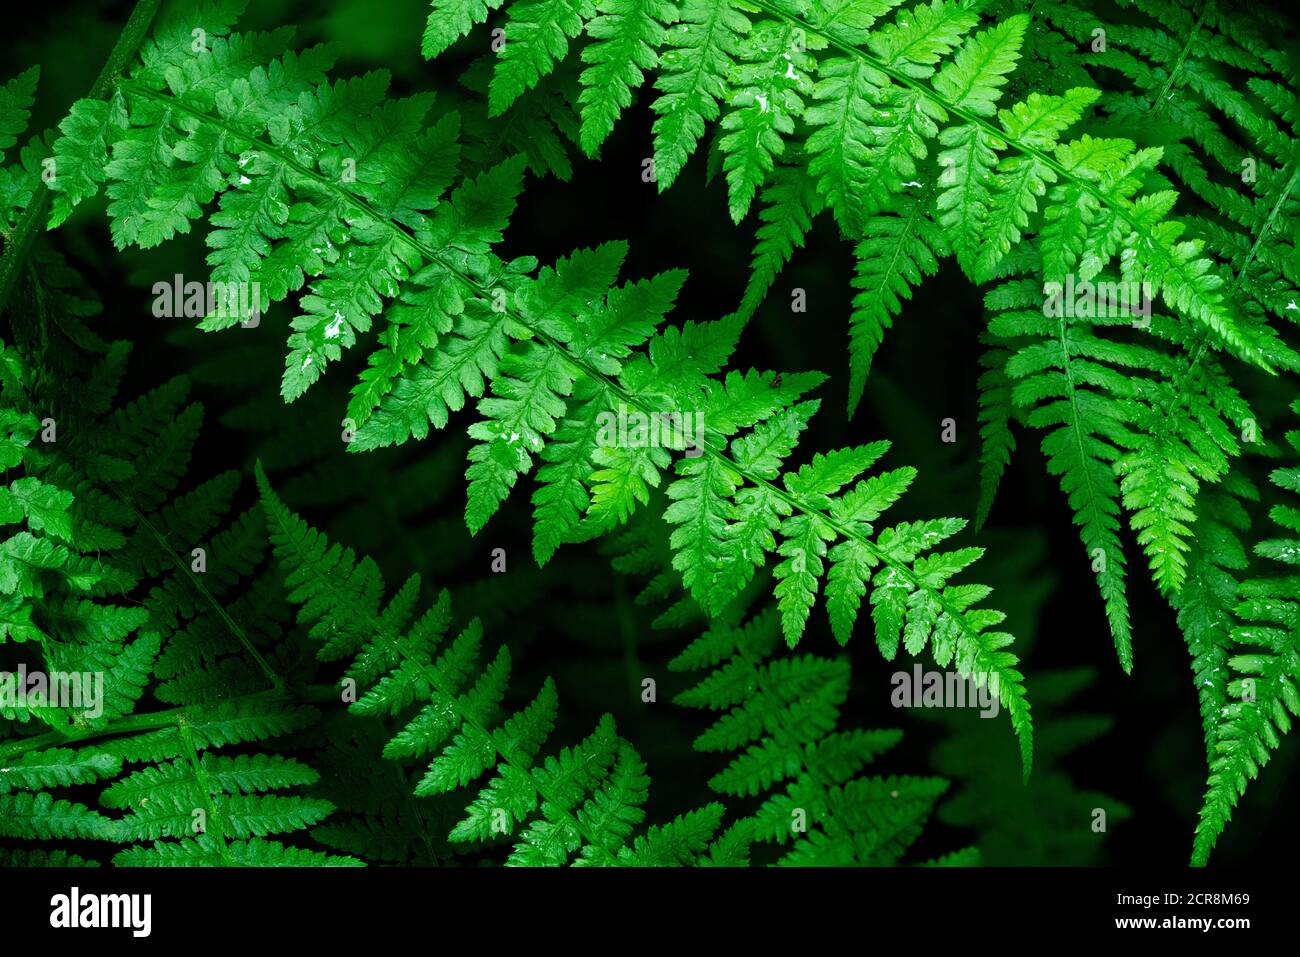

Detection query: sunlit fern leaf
(578, 0), (672, 157)
(423, 0), (511, 60)
(983, 231), (1259, 670)
(650, 0), (749, 190)
(416, 0), (1295, 416)
(718, 19), (812, 223)
(846, 193), (948, 414)
(489, 0), (595, 117)
(737, 157), (824, 321)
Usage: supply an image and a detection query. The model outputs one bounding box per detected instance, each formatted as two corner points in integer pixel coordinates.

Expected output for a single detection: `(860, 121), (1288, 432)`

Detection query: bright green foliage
(423, 0), (511, 59)
(425, 0), (1292, 413)
(420, 4), (1299, 814)
(603, 517), (978, 866)
(846, 193), (948, 413)
(256, 464), (745, 865)
(737, 158), (823, 320)
(1171, 474), (1257, 764)
(1030, 0), (1300, 324)
(964, 1), (1300, 859)
(1190, 401), (1300, 866)
(490, 0), (595, 117)
(718, 18), (812, 222)
(981, 244), (1253, 671)
(673, 604), (972, 864)
(11, 0), (1297, 870)
(650, 0), (751, 191)
(579, 0), (672, 156)
(42, 8), (1038, 714)
(3, 11), (1041, 873)
(48, 5), (533, 403)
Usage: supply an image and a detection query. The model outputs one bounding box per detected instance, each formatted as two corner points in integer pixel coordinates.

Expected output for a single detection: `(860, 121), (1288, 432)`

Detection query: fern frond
(416, 0), (1297, 404)
(846, 192), (947, 413)
(650, 0), (749, 190)
(672, 605), (955, 864)
(578, 0), (671, 156)
(1192, 401), (1300, 865)
(256, 463), (743, 865)
(982, 235), (1256, 669)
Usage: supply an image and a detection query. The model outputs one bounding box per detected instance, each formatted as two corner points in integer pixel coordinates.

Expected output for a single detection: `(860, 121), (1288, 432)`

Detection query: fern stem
(115, 493), (285, 693)
(1150, 4), (1209, 114)
(0, 685), (338, 762)
(177, 714), (235, 866)
(0, 0), (161, 318)
(0, 707), (184, 761)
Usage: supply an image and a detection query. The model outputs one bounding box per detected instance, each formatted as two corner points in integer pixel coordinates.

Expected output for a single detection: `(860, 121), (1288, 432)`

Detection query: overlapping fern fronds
(672, 602), (976, 865)
(414, 0), (1299, 690)
(424, 0), (1295, 407)
(256, 464), (750, 865)
(979, 242), (1256, 670)
(42, 2), (1035, 773)
(1185, 401), (1300, 865)
(12, 0), (1297, 869)
(418, 0), (1300, 696)
(0, 267), (347, 865)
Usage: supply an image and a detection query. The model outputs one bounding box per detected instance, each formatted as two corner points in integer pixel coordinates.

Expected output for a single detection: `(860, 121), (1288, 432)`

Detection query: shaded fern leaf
(672, 604), (972, 865)
(256, 463), (745, 865)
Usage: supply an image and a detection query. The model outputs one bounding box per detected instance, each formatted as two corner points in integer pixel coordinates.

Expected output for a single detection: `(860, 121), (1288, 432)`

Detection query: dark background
(4, 0), (1297, 866)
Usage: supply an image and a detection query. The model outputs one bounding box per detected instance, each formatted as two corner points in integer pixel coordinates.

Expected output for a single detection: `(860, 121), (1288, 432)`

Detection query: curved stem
(1151, 4), (1208, 114)
(0, 685), (338, 762)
